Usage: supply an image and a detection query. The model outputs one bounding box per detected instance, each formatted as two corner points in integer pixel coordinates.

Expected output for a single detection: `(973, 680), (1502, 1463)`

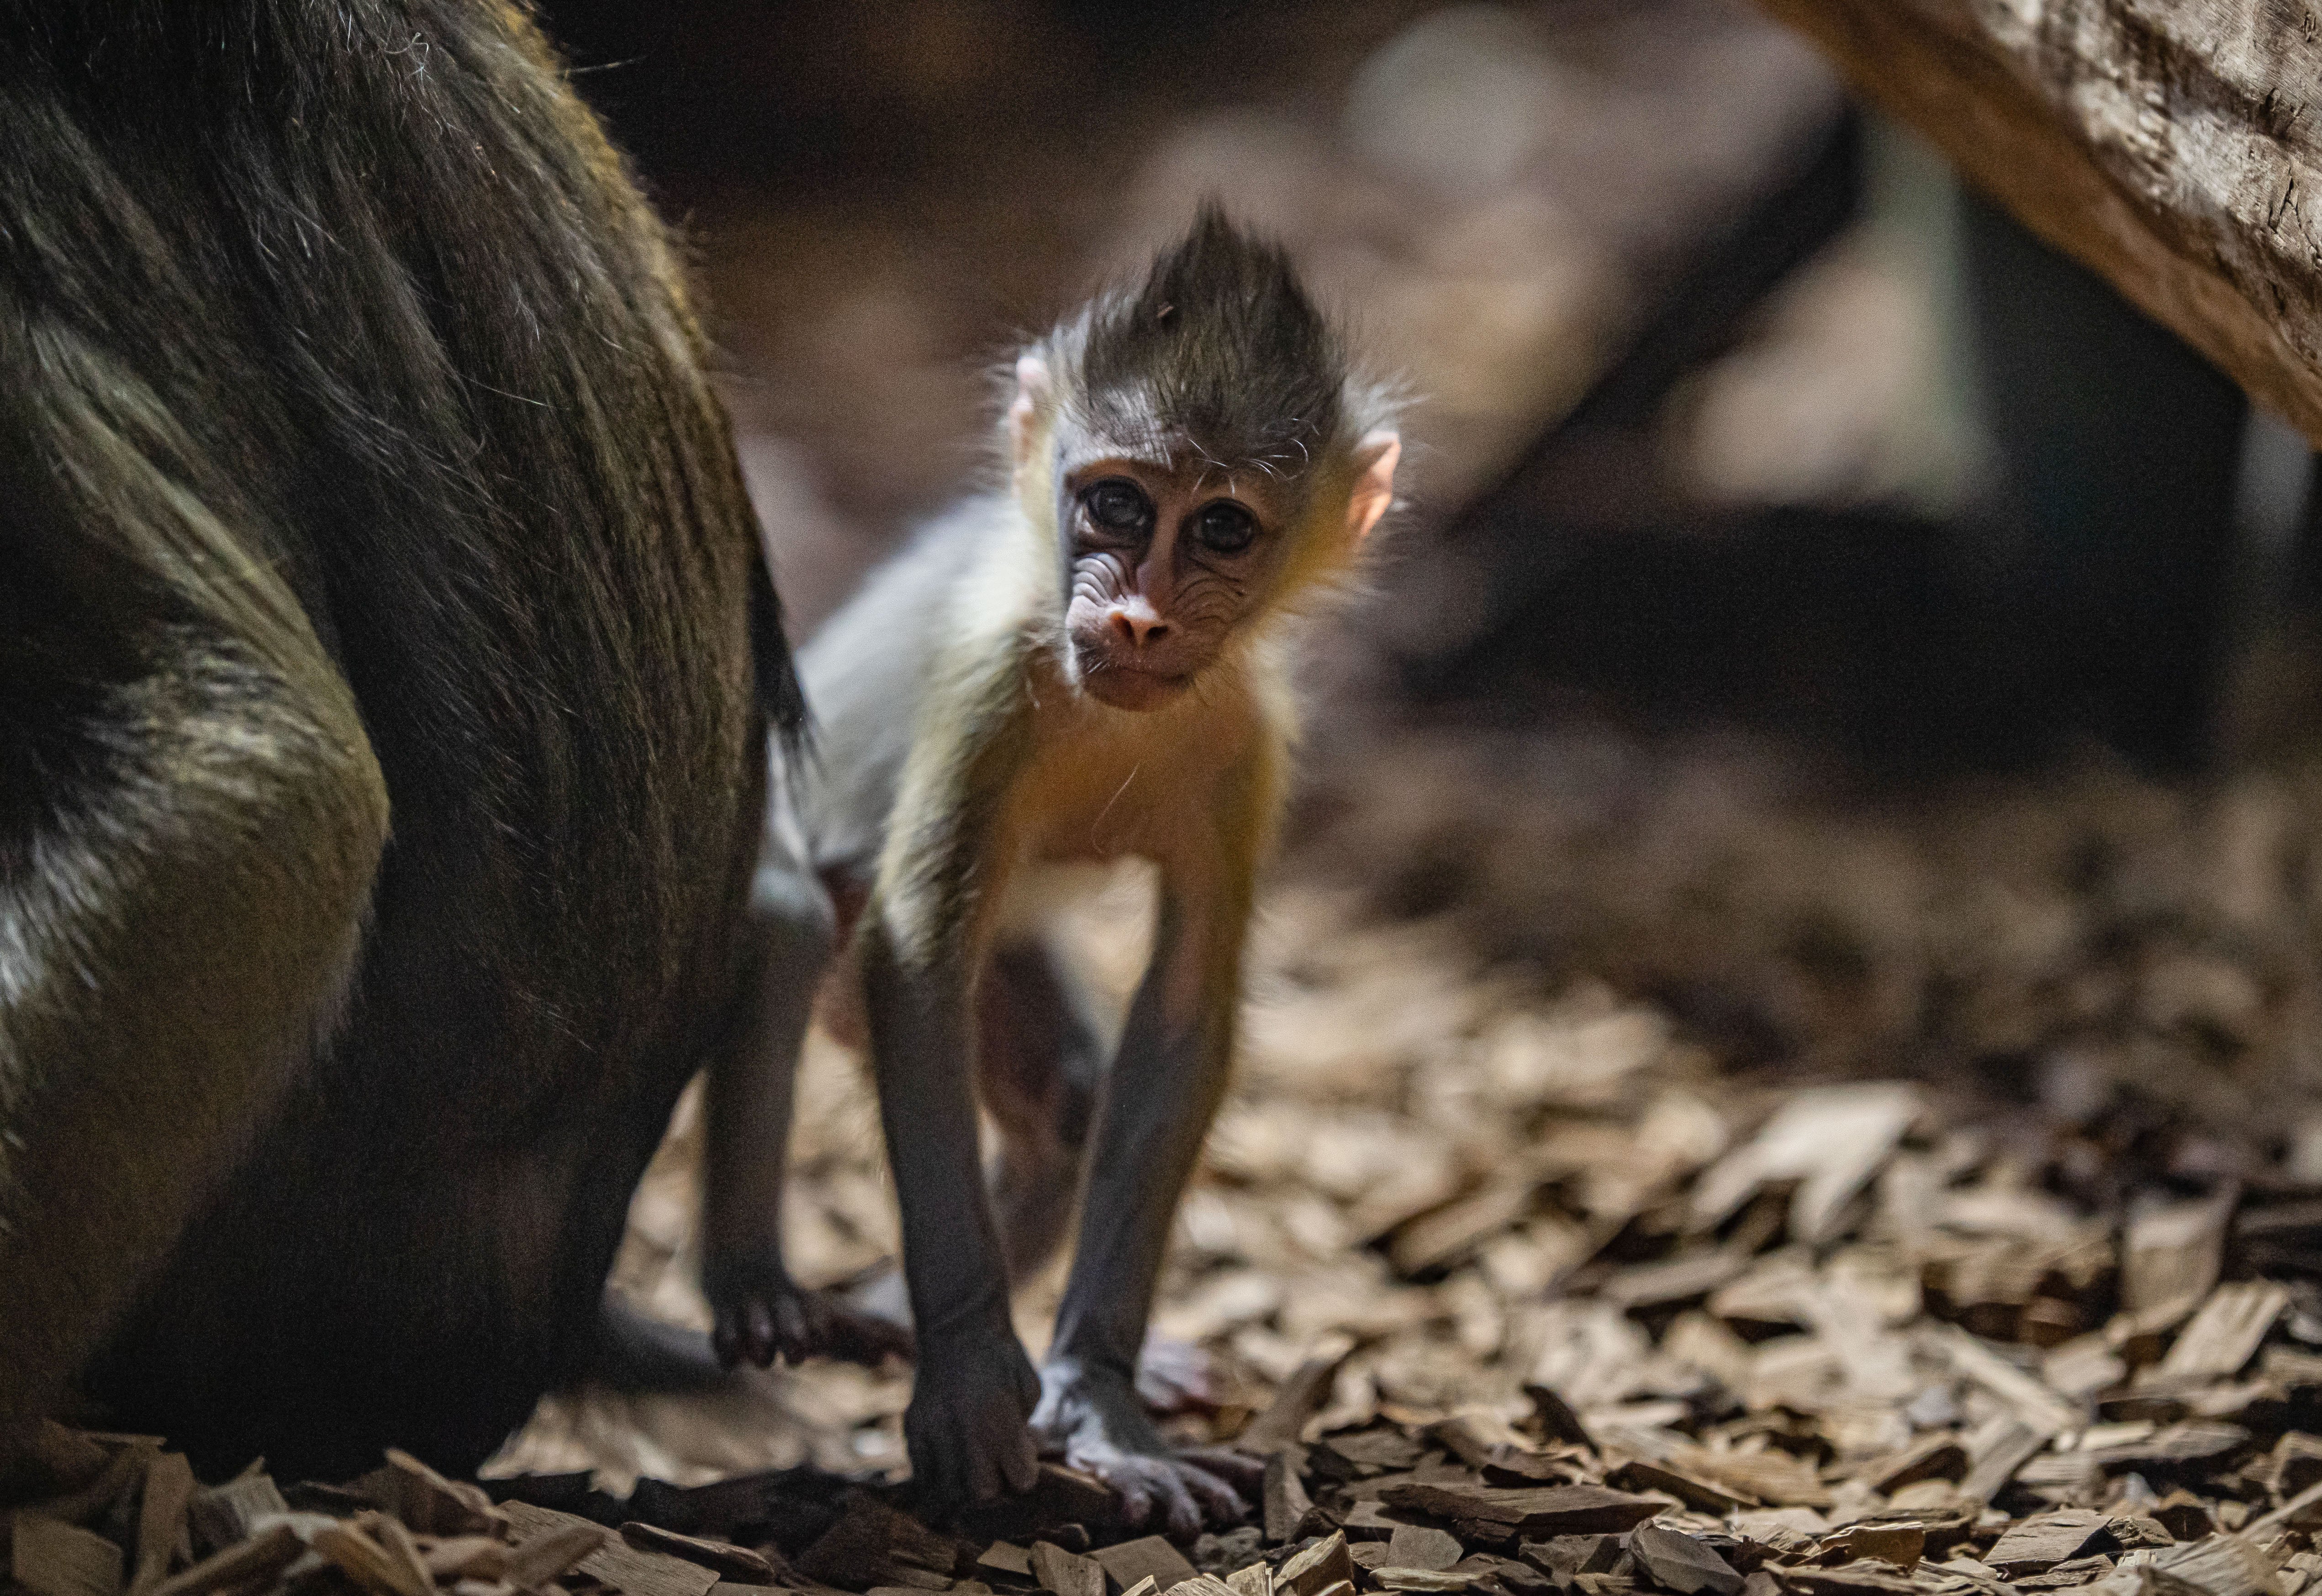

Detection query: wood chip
(496, 1504), (620, 1591)
(2146, 1533), (2290, 1596)
(978, 1543), (1033, 1578)
(620, 1526), (780, 1586)
(1778, 1567), (1918, 1596)
(370, 1516), (442, 1596)
(1521, 1538), (1625, 1584)
(2107, 1518), (2176, 1552)
(314, 1522), (433, 1596)
(1456, 1551), (1557, 1596)
(1860, 1433), (1967, 1494)
(1958, 1419), (2049, 1506)
(1377, 1483), (1664, 1541)
(579, 1535), (727, 1596)
(355, 1452), (503, 1538)
(1599, 1253), (1751, 1312)
(1278, 1533), (1356, 1596)
(1690, 1085), (1921, 1243)
(1163, 1578), (1244, 1596)
(1815, 1526), (1924, 1571)
(2121, 1194), (2235, 1332)
(15, 1516), (126, 1596)
(1392, 1180), (1541, 1275)
(1628, 1525), (1742, 1596)
(1605, 1459), (1751, 1514)
(186, 1475), (290, 1558)
(424, 1538), (512, 1583)
(128, 1453), (194, 1596)
(2153, 1283), (2290, 1382)
(2011, 1554), (2115, 1591)
(1933, 1326), (2082, 1436)
(787, 1495), (956, 1592)
(1240, 1353), (1351, 1454)
(145, 1524), (302, 1596)
(1524, 1387), (1597, 1452)
(1328, 1432), (1427, 1472)
(1368, 1572), (1475, 1593)
(2044, 1336), (2130, 1400)
(1264, 1452), (1315, 1545)
(1985, 1511), (2109, 1577)
(2083, 1421), (2250, 1467)
(1094, 1538), (1198, 1593)
(1030, 1542), (1108, 1596)
(1385, 1528), (1465, 1572)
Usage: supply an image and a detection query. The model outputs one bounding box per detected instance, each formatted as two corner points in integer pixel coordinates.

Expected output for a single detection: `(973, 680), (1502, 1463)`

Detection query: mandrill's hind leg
(974, 937), (1106, 1287)
(0, 337), (391, 1475)
(702, 833), (910, 1369)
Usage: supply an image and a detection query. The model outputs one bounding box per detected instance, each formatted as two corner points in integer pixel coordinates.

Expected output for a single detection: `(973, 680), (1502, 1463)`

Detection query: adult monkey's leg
(0, 324), (390, 1474)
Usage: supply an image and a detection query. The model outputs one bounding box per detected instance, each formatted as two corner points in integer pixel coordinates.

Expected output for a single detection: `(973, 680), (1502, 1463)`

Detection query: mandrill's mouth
(1078, 656), (1194, 711)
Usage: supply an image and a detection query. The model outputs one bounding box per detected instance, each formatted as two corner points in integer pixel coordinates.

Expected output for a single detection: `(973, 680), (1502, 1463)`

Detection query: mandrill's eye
(1083, 479), (1153, 536)
(1192, 500), (1257, 555)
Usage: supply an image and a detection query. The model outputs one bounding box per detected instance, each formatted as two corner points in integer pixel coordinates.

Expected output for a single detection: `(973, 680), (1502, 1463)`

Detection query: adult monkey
(0, 0), (799, 1481)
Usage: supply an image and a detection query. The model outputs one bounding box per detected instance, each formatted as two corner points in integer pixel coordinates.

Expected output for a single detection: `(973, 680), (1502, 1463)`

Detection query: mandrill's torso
(5, 0), (781, 1476)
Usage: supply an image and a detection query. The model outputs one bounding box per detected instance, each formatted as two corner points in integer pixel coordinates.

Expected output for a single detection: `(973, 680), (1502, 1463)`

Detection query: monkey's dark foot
(703, 1248), (915, 1369)
(1032, 1360), (1256, 1540)
(905, 1322), (1042, 1510)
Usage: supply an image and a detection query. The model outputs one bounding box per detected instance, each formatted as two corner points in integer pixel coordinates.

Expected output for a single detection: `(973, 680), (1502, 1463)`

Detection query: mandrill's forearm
(1042, 870), (1248, 1385)
(860, 911), (1015, 1339)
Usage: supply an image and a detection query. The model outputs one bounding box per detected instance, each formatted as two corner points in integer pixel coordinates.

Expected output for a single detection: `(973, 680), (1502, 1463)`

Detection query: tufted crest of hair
(1075, 205), (1347, 478)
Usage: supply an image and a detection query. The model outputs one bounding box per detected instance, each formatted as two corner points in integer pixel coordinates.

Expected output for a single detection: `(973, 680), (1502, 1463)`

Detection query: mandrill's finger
(744, 1300), (777, 1366)
(1111, 1471), (1156, 1532)
(966, 1442), (1002, 1505)
(772, 1294), (814, 1362)
(1182, 1445), (1267, 1490)
(1178, 1462), (1245, 1527)
(998, 1423), (1040, 1496)
(1150, 1467), (1203, 1543)
(711, 1317), (741, 1369)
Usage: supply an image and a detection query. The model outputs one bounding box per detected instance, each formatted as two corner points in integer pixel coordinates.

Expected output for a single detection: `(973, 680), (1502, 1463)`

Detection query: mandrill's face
(1007, 348), (1398, 715)
(1050, 432), (1300, 713)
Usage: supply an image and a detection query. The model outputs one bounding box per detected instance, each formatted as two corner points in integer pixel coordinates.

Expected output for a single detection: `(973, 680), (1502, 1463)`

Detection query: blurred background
(493, 0), (2322, 1493)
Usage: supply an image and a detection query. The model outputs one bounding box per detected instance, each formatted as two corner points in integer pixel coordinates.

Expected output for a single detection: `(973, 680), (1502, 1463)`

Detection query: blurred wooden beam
(1757, 0), (2322, 443)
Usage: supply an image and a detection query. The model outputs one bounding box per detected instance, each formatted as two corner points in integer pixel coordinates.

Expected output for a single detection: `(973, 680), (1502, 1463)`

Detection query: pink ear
(1346, 430), (1400, 544)
(1009, 353), (1052, 470)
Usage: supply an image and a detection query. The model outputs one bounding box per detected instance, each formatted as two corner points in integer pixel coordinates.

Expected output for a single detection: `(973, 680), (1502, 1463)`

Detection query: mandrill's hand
(705, 1244), (914, 1369)
(1033, 1356), (1261, 1541)
(906, 1317), (1043, 1510)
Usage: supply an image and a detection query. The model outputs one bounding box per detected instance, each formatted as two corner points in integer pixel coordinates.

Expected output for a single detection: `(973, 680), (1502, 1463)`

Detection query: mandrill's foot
(704, 1246), (915, 1369)
(1033, 1358), (1262, 1540)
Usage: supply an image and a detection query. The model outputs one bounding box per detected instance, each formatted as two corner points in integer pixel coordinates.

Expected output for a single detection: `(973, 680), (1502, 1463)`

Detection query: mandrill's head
(1008, 205), (1401, 712)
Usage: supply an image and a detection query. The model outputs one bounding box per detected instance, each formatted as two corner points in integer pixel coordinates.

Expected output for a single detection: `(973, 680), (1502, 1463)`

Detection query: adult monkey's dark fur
(0, 0), (800, 1480)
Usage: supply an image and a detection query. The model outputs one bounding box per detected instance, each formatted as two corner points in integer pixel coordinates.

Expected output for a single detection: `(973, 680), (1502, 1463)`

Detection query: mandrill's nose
(1107, 602), (1169, 649)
